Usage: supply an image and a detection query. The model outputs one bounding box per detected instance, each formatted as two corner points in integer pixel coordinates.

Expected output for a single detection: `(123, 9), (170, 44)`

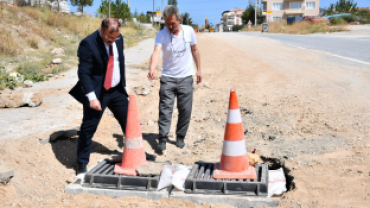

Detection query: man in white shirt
(148, 5), (202, 150)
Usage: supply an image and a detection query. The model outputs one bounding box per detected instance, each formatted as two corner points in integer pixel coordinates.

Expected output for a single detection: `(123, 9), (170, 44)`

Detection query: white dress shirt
(86, 32), (121, 101)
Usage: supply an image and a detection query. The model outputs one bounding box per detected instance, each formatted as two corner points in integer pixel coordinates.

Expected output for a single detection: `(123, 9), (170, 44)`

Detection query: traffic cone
(213, 88), (257, 179)
(114, 93), (147, 176)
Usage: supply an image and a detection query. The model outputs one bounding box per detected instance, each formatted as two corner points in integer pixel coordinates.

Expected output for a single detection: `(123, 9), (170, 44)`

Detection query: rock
(202, 82), (210, 88)
(147, 120), (154, 125)
(269, 135), (277, 140)
(50, 0), (70, 13)
(0, 92), (43, 108)
(51, 48), (65, 57)
(66, 176), (75, 184)
(47, 74), (54, 78)
(64, 129), (78, 138)
(7, 73), (24, 82)
(133, 85), (150, 95)
(247, 153), (262, 165)
(63, 63), (72, 69)
(52, 58), (62, 64)
(0, 88), (13, 95)
(261, 132), (268, 140)
(136, 162), (166, 176)
(0, 170), (14, 184)
(23, 80), (33, 88)
(72, 11), (83, 17)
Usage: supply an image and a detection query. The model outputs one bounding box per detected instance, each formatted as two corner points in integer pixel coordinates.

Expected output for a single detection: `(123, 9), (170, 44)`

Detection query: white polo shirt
(155, 25), (197, 77)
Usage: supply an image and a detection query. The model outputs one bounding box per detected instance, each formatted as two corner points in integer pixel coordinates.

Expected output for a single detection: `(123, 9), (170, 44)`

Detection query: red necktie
(104, 45), (114, 90)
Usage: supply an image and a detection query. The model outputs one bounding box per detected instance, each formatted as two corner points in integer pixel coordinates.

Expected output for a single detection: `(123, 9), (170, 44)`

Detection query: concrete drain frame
(65, 160), (280, 207)
(184, 162), (269, 196)
(82, 160), (159, 191)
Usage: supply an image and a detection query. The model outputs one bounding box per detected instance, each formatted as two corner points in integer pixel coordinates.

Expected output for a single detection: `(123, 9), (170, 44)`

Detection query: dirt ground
(1, 32), (370, 207)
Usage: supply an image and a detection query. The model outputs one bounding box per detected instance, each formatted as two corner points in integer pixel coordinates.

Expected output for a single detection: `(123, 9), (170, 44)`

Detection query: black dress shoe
(158, 137), (167, 151)
(76, 163), (87, 175)
(176, 137), (185, 149)
(145, 152), (157, 161)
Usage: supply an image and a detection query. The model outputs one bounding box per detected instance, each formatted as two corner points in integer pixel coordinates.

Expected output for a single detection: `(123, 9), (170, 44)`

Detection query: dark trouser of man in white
(158, 75), (193, 150)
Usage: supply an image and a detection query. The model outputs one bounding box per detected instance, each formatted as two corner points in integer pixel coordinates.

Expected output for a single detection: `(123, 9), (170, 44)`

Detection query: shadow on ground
(50, 133), (120, 170)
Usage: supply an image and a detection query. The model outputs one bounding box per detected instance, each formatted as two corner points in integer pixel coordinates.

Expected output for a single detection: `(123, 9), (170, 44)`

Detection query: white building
(221, 8), (244, 31)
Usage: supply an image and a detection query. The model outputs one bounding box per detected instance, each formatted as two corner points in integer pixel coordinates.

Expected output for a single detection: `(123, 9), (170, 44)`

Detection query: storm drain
(184, 162), (269, 196)
(83, 160), (159, 191)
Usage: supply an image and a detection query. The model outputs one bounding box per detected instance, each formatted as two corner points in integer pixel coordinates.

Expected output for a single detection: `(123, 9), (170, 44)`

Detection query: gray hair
(163, 5), (181, 19)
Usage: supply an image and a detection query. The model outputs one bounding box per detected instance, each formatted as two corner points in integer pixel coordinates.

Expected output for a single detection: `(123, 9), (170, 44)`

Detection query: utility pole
(108, 0), (111, 18)
(255, 0), (257, 27)
(152, 0), (155, 25)
(127, 0), (129, 8)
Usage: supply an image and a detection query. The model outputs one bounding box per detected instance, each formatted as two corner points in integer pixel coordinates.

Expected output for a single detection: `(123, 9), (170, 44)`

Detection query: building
(147, 11), (161, 23)
(261, 0), (320, 22)
(221, 8), (244, 31)
(214, 23), (224, 32)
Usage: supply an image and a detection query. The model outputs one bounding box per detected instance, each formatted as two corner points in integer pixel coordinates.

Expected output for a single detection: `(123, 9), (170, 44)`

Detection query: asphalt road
(240, 32), (370, 65)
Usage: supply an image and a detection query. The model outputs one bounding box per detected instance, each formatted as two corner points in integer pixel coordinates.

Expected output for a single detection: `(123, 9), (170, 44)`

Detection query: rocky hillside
(0, 3), (157, 90)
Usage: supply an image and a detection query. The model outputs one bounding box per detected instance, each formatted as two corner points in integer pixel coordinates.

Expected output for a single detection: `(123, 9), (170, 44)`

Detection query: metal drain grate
(82, 160), (159, 191)
(184, 162), (268, 196)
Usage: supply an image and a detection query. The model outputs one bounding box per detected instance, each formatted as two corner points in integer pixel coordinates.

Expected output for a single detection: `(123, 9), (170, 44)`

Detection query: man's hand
(148, 45), (161, 82)
(196, 71), (202, 84)
(147, 69), (156, 82)
(90, 99), (102, 111)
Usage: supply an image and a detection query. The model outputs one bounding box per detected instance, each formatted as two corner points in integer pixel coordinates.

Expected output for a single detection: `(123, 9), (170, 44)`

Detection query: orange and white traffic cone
(213, 88), (257, 179)
(114, 93), (147, 176)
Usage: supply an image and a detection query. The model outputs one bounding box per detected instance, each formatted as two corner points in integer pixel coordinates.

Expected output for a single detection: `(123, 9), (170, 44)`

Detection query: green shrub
(331, 17), (346, 25)
(232, 25), (244, 31)
(342, 14), (356, 23)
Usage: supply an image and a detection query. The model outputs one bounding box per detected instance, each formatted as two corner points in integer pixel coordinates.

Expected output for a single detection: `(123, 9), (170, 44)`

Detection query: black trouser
(77, 85), (128, 164)
(158, 75), (193, 139)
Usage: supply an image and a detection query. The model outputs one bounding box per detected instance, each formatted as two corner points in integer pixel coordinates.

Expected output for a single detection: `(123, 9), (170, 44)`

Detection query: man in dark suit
(70, 18), (154, 175)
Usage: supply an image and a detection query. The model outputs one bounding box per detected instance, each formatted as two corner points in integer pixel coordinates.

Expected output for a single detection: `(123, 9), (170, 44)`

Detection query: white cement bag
(157, 165), (173, 190)
(172, 165), (191, 191)
(268, 168), (287, 197)
(157, 164), (191, 191)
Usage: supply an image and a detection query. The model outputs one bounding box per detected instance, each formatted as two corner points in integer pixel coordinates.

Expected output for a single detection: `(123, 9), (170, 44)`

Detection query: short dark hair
(101, 18), (121, 33)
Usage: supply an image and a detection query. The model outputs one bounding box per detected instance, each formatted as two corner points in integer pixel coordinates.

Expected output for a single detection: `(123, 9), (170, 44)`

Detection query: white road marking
(326, 53), (370, 66)
(285, 43), (370, 66)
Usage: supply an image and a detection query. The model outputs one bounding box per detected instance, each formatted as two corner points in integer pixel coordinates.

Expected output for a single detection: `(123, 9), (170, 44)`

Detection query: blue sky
(68, 0), (370, 26)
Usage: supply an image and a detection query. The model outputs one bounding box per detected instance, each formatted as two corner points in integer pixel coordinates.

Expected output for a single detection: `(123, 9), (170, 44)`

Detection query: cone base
(213, 163), (257, 179)
(114, 163), (144, 176)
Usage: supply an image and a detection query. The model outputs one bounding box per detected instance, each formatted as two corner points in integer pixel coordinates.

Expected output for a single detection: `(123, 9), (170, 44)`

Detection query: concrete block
(49, 130), (65, 142)
(0, 169), (14, 184)
(170, 190), (280, 208)
(64, 129), (78, 138)
(65, 181), (169, 200)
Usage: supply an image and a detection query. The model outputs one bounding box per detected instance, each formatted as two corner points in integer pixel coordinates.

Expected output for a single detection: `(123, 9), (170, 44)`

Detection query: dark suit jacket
(69, 30), (127, 104)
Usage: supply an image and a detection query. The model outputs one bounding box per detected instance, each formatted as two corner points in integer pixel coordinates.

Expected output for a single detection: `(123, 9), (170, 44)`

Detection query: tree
(98, 0), (131, 20)
(326, 0), (358, 15)
(241, 5), (256, 25)
(138, 12), (146, 23)
(181, 12), (193, 25)
(167, 0), (177, 6)
(71, 0), (94, 15)
(133, 8), (139, 18)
